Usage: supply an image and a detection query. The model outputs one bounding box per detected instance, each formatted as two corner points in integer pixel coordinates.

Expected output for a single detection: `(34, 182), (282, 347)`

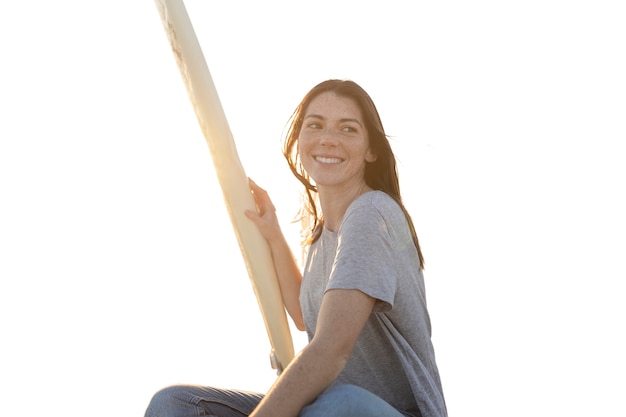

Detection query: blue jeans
(145, 383), (410, 417)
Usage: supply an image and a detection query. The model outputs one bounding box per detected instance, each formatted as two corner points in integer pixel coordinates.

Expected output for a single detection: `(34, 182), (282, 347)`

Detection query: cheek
(296, 141), (311, 168)
(297, 136), (315, 156)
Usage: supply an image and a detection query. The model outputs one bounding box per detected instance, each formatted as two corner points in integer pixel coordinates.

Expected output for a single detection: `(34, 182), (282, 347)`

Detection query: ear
(365, 150), (377, 163)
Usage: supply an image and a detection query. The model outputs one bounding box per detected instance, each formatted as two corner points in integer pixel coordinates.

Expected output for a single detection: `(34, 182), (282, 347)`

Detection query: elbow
(291, 314), (306, 332)
(287, 304), (306, 331)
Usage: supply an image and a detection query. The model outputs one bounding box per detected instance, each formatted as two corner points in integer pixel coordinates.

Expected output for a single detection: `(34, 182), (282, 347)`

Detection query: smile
(314, 156), (343, 164)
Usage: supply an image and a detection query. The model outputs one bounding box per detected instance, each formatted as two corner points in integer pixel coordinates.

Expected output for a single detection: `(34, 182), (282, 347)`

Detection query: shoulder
(344, 191), (405, 225)
(338, 191), (409, 242)
(341, 191), (415, 250)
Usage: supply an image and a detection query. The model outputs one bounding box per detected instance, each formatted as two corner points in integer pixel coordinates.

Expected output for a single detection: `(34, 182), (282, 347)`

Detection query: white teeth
(315, 156), (342, 164)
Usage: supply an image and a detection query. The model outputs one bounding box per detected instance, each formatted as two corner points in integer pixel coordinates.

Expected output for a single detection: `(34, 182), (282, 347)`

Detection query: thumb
(244, 209), (258, 221)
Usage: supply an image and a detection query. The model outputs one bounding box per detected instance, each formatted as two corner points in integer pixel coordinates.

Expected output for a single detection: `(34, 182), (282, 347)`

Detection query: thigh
(299, 384), (406, 417)
(145, 384), (264, 417)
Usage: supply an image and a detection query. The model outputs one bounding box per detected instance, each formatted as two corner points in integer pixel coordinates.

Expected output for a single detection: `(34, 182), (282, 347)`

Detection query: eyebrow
(304, 114), (363, 127)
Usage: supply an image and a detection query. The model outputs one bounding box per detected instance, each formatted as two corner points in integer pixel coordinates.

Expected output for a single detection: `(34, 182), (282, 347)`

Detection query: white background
(1, 1), (625, 416)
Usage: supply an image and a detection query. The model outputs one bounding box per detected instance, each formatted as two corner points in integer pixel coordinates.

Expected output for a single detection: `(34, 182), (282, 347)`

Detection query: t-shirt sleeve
(325, 202), (398, 312)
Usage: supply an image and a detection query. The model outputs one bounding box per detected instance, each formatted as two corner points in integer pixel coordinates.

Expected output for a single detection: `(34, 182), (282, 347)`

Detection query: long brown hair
(283, 79), (424, 269)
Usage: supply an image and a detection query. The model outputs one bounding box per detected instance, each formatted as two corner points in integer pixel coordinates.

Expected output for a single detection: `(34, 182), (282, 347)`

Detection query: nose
(319, 129), (338, 146)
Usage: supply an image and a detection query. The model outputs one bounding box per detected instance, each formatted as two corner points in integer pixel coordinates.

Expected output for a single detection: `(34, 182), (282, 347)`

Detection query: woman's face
(297, 92), (376, 193)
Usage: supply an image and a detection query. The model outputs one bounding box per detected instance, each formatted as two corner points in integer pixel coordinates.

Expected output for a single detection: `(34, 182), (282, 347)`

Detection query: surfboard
(153, 0), (295, 374)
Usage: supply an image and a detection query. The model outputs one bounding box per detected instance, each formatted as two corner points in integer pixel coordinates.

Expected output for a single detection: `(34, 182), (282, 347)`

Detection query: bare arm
(250, 288), (376, 417)
(245, 179), (305, 330)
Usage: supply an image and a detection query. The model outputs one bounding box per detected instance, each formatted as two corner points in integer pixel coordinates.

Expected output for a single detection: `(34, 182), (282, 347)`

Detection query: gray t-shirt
(300, 191), (447, 417)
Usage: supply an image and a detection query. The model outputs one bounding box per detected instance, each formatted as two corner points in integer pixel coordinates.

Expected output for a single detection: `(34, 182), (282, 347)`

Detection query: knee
(144, 385), (194, 417)
(301, 384), (373, 417)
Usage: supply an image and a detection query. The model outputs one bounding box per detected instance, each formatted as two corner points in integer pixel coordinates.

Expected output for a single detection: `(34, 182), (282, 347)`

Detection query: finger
(249, 178), (268, 197)
(248, 177), (264, 193)
(248, 178), (266, 202)
(245, 209), (275, 235)
(248, 179), (275, 212)
(244, 209), (262, 224)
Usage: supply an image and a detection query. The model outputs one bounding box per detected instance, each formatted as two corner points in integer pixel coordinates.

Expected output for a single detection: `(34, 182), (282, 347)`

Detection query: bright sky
(1, 1), (625, 416)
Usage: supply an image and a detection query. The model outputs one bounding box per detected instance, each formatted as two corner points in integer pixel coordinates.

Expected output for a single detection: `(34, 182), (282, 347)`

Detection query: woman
(145, 80), (447, 417)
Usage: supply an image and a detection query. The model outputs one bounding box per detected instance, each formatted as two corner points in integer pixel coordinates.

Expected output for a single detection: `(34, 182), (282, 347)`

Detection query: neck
(319, 182), (373, 232)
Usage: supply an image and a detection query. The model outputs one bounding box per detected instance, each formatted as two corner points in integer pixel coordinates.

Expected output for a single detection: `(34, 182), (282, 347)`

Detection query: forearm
(243, 183), (304, 329)
(250, 342), (346, 417)
(267, 233), (304, 330)
(251, 290), (375, 417)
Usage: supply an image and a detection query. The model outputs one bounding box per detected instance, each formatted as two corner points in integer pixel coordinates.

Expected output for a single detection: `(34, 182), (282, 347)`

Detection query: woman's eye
(342, 126), (357, 133)
(307, 123), (321, 129)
